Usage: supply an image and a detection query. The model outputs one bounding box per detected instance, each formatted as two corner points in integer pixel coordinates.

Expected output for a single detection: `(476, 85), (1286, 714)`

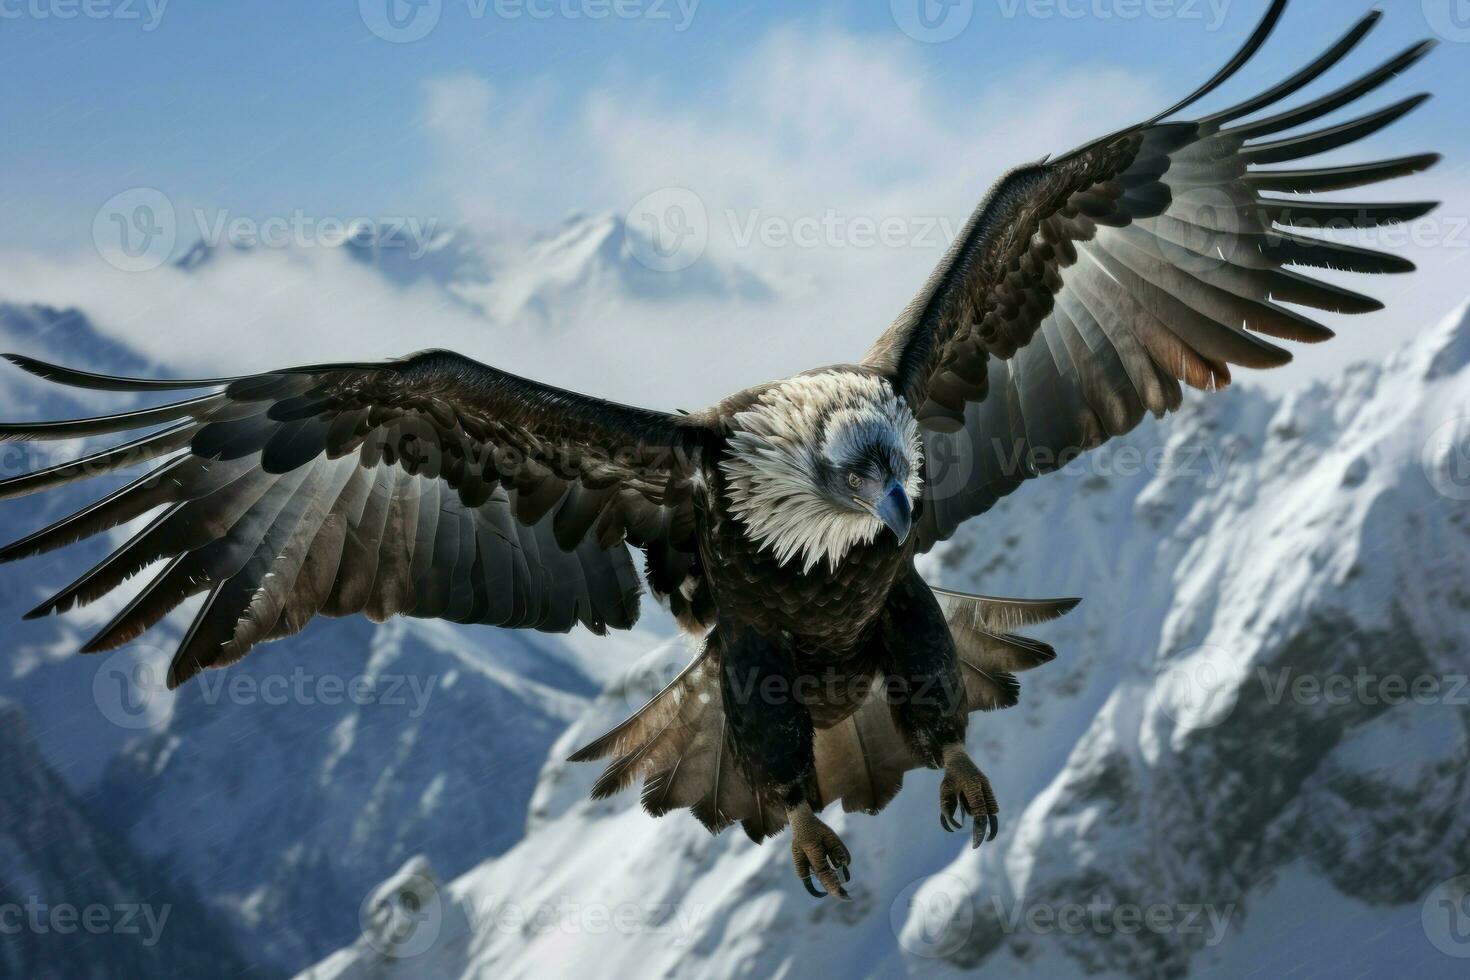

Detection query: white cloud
(0, 20), (1463, 408)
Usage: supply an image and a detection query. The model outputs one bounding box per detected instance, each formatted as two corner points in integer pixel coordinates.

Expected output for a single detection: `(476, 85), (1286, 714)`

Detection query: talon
(788, 802), (853, 900)
(940, 744), (1002, 851)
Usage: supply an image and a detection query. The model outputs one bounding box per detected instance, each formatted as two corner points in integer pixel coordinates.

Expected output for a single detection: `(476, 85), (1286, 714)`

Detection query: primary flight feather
(0, 0), (1439, 900)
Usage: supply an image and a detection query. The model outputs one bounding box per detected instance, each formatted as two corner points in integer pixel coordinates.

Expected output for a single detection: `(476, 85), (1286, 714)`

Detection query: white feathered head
(720, 371), (923, 573)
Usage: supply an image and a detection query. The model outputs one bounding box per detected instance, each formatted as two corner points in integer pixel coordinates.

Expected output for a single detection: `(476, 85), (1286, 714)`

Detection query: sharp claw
(818, 867), (849, 900)
(942, 751), (1003, 851)
(789, 807), (853, 900)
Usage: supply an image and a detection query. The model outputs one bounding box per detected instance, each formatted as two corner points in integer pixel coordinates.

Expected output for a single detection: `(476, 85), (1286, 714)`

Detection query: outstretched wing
(863, 0), (1440, 549)
(0, 349), (709, 687)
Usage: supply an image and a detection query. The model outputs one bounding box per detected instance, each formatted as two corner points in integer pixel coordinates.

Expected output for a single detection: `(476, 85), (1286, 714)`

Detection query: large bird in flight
(0, 0), (1439, 899)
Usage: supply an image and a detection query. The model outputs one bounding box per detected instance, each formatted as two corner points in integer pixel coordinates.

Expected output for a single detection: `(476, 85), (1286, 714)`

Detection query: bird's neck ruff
(720, 372), (922, 573)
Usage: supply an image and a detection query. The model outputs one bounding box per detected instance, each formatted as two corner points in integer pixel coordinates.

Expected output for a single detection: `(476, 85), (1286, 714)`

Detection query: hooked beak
(871, 481), (912, 545)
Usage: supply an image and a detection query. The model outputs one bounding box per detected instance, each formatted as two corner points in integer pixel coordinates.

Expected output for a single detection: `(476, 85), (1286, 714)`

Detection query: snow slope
(0, 697), (266, 978)
(299, 302), (1470, 979)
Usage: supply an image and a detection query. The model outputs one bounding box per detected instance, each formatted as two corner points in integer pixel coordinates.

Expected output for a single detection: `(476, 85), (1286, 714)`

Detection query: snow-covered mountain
(459, 212), (775, 325)
(3, 268), (1467, 977)
(173, 212), (776, 327)
(0, 697), (265, 978)
(297, 304), (1470, 980)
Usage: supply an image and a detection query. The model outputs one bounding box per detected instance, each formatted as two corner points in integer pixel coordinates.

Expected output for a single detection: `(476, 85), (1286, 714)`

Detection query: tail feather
(813, 689), (918, 815)
(573, 586), (1082, 837)
(932, 587), (1080, 634)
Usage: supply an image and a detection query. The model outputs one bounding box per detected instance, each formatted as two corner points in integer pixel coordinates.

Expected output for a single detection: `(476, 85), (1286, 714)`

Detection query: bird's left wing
(863, 0), (1440, 549)
(0, 349), (710, 687)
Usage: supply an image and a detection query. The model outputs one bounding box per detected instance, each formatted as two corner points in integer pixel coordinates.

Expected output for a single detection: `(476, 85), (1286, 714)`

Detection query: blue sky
(0, 0), (1465, 399)
(2, 0), (1464, 252)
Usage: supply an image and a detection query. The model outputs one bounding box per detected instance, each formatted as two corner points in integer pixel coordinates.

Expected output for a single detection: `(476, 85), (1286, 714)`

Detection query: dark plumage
(0, 0), (1438, 899)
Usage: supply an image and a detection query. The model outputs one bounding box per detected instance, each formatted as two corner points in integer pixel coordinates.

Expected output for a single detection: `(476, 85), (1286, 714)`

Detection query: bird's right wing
(0, 349), (711, 687)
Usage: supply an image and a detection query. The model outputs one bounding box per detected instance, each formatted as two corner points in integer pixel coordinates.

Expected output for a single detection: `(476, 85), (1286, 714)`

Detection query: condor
(0, 0), (1438, 900)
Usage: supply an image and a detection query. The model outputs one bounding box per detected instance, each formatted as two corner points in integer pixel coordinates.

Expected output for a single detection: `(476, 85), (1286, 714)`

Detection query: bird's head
(721, 371), (923, 573)
(814, 402), (917, 545)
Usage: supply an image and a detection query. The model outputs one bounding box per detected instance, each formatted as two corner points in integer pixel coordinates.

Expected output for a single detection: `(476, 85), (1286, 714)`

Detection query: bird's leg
(876, 570), (993, 845)
(719, 628), (854, 900)
(786, 801), (852, 900)
(939, 743), (999, 848)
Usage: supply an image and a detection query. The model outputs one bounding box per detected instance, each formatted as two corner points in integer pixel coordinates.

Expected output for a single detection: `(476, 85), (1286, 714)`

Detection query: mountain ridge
(298, 301), (1470, 978)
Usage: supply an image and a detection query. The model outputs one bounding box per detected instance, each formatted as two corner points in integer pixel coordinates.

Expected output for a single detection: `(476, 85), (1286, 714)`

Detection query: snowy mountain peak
(170, 211), (778, 328)
(532, 210), (637, 269)
(463, 209), (776, 326)
(1414, 298), (1470, 382)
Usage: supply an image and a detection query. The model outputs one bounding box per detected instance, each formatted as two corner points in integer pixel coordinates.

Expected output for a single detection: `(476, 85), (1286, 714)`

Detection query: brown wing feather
(863, 3), (1440, 548)
(0, 349), (710, 687)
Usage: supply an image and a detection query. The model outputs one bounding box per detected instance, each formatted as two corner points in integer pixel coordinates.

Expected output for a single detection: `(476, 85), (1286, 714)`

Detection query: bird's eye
(846, 472), (863, 491)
